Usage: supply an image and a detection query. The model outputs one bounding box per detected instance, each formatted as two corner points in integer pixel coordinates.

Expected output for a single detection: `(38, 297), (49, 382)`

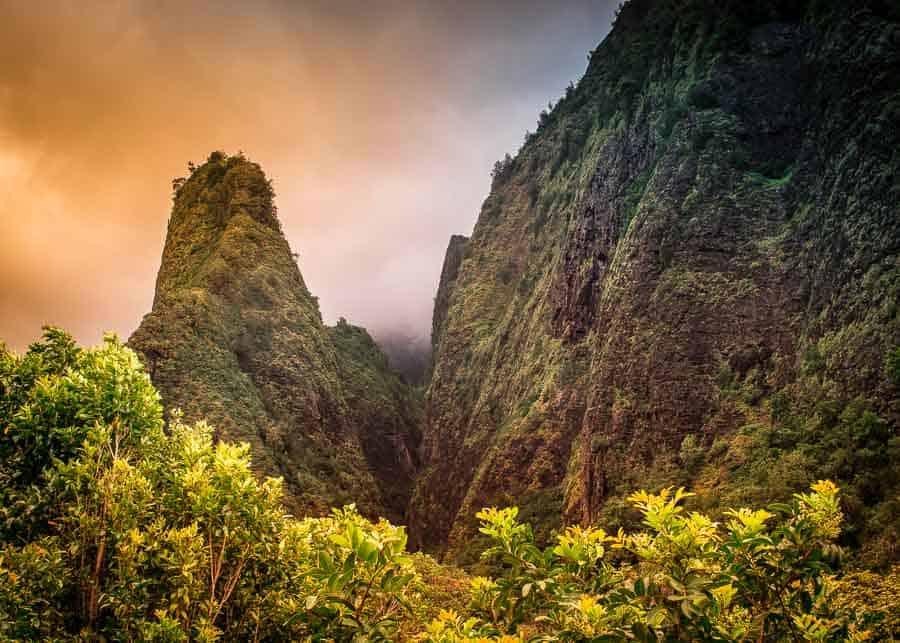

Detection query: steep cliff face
(129, 152), (420, 520)
(411, 0), (900, 564)
(329, 319), (422, 522)
(432, 235), (470, 350)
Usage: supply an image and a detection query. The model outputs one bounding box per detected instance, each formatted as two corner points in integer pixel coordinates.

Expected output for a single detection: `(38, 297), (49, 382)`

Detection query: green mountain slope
(129, 152), (420, 521)
(411, 0), (900, 566)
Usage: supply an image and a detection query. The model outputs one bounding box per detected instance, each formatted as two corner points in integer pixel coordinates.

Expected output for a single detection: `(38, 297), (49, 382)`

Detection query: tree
(0, 329), (416, 640)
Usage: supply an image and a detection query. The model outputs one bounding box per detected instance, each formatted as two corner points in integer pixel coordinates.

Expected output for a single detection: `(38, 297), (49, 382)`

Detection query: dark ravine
(129, 152), (420, 523)
(410, 0), (900, 565)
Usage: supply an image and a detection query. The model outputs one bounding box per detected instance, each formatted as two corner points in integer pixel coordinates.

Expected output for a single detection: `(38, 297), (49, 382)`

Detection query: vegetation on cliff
(329, 319), (422, 523)
(2, 330), (897, 640)
(411, 0), (900, 569)
(129, 151), (421, 521)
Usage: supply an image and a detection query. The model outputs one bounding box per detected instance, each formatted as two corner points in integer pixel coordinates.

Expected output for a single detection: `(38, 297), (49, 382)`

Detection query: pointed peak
(170, 151), (279, 232)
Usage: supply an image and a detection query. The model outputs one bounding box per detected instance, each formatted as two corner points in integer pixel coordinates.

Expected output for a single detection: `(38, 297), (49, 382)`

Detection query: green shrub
(423, 482), (870, 642)
(0, 329), (415, 641)
(829, 566), (900, 640)
(1, 329), (893, 641)
(678, 434), (705, 474)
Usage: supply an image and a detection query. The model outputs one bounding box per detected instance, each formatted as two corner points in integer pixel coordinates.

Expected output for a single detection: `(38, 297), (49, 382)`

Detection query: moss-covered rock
(130, 152), (421, 520)
(411, 0), (900, 566)
(432, 235), (469, 353)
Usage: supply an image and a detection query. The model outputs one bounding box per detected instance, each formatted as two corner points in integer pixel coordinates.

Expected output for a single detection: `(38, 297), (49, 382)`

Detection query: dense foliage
(0, 330), (419, 640)
(424, 485), (873, 642)
(1, 330), (896, 640)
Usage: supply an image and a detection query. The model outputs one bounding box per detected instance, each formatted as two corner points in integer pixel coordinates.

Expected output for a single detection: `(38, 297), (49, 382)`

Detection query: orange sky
(0, 0), (616, 352)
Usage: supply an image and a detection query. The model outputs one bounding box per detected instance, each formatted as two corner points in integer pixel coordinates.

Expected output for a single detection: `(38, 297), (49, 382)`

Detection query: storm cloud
(0, 0), (617, 352)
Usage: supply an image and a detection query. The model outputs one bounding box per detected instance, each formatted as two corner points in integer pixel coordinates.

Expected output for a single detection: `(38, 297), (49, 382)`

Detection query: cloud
(0, 0), (616, 352)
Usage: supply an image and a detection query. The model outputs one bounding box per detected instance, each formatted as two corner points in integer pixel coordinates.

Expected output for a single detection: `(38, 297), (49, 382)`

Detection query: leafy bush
(829, 566), (900, 640)
(492, 154), (516, 186)
(1, 329), (893, 640)
(678, 434), (705, 475)
(423, 483), (871, 642)
(0, 329), (415, 641)
(0, 327), (164, 542)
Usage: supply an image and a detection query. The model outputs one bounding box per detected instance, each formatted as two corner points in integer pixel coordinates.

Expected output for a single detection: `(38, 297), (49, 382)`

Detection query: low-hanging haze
(0, 0), (617, 353)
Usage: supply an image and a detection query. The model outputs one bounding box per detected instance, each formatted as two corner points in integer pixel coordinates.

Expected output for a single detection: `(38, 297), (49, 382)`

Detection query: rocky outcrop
(129, 152), (421, 520)
(411, 0), (900, 564)
(431, 235), (469, 351)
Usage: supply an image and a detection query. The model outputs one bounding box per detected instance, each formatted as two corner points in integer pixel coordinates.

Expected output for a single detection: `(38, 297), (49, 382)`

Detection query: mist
(0, 0), (617, 354)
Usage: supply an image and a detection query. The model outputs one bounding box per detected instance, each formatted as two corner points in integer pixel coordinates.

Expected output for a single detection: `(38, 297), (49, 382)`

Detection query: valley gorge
(128, 0), (900, 569)
(7, 0), (900, 638)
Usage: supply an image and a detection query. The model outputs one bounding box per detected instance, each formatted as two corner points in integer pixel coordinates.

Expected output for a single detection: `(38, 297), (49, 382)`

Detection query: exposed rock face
(129, 152), (420, 521)
(411, 0), (900, 564)
(432, 235), (469, 351)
